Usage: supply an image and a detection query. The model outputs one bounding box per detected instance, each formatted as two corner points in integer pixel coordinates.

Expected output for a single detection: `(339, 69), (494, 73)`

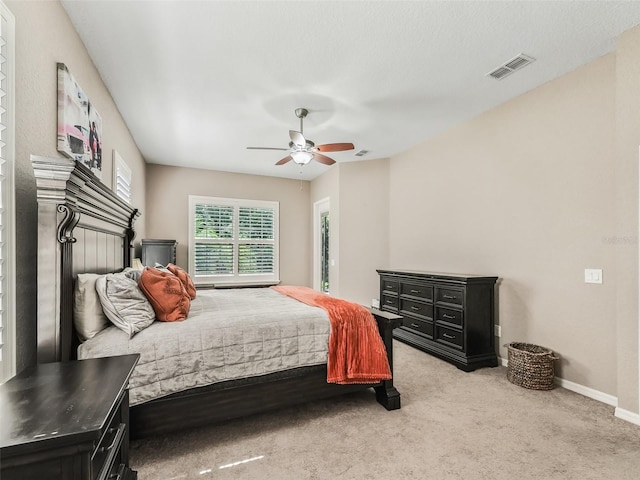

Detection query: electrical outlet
(494, 325), (501, 337)
(584, 268), (603, 284)
(372, 298), (380, 309)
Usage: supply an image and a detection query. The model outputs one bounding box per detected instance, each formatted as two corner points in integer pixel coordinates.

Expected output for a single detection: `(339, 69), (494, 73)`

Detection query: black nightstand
(0, 354), (139, 480)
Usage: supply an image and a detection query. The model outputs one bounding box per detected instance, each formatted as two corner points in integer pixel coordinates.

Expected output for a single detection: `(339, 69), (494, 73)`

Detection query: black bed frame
(33, 156), (401, 439)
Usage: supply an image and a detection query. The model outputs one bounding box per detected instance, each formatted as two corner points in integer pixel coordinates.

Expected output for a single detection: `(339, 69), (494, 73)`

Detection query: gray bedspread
(78, 287), (330, 405)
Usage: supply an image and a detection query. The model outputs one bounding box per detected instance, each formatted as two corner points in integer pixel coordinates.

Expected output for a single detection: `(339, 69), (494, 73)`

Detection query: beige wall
(310, 159), (390, 306)
(389, 55), (620, 397)
(337, 160), (390, 305)
(7, 0), (147, 371)
(614, 25), (640, 415)
(145, 164), (311, 286)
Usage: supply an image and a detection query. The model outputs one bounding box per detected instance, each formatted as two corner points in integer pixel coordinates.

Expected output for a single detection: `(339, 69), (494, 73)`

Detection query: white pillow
(74, 273), (110, 342)
(96, 273), (156, 338)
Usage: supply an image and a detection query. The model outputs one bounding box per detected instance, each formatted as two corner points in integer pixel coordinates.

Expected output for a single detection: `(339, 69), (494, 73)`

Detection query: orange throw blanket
(272, 286), (391, 384)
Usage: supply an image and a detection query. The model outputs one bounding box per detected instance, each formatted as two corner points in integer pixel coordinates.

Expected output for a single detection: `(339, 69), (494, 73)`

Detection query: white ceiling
(61, 1), (640, 181)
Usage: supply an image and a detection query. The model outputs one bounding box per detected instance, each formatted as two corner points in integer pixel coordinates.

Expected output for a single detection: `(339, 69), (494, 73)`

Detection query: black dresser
(0, 355), (139, 480)
(141, 238), (177, 266)
(378, 269), (498, 371)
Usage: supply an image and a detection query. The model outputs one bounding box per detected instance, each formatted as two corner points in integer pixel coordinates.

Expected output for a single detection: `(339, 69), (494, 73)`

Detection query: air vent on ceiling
(354, 149), (369, 157)
(487, 53), (535, 80)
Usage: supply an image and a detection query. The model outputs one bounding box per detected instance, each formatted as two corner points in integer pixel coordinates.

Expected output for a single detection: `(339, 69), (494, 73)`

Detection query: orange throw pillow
(167, 263), (196, 300)
(138, 267), (190, 322)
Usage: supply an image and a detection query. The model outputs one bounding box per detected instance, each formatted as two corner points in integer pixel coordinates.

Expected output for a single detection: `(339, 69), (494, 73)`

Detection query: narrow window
(320, 212), (329, 293)
(313, 197), (330, 293)
(113, 150), (132, 204)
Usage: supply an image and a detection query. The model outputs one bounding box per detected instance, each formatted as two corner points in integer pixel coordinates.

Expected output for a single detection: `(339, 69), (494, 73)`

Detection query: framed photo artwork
(56, 62), (103, 179)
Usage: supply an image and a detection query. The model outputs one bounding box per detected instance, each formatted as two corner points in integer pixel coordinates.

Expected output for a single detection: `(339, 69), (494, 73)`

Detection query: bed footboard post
(367, 308), (402, 410)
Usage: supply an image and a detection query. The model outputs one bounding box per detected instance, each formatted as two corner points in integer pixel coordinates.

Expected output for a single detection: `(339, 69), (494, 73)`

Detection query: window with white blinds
(113, 150), (132, 204)
(189, 196), (279, 286)
(0, 1), (15, 384)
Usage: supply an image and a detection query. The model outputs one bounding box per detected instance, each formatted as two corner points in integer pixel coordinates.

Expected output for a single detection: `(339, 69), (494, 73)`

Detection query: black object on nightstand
(0, 354), (140, 480)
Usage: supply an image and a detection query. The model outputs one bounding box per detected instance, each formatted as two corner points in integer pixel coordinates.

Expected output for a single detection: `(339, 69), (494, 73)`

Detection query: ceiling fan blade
(312, 153), (336, 166)
(315, 142), (355, 152)
(289, 130), (306, 147)
(275, 155), (293, 165)
(246, 147), (290, 151)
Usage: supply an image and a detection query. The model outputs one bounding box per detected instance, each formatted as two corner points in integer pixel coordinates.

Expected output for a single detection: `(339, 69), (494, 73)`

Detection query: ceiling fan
(247, 108), (355, 166)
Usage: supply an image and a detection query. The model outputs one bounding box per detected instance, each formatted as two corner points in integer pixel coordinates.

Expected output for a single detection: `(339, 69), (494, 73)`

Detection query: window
(320, 211), (329, 293)
(113, 150), (132, 204)
(0, 1), (15, 384)
(313, 197), (330, 293)
(188, 196), (279, 286)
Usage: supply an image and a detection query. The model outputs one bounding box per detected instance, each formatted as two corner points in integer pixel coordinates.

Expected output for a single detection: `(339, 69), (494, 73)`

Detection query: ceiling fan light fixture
(291, 150), (313, 165)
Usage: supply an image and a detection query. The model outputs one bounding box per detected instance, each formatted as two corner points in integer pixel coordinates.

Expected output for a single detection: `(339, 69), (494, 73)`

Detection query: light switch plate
(584, 268), (603, 284)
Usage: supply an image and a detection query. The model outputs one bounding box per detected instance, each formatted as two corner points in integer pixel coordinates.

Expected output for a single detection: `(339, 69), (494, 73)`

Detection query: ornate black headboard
(31, 156), (140, 363)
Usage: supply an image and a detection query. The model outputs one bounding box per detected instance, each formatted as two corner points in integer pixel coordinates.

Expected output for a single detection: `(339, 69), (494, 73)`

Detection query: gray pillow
(122, 267), (143, 283)
(96, 273), (156, 337)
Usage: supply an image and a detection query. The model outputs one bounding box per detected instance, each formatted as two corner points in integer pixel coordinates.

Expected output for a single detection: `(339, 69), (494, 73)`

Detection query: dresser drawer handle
(96, 423), (126, 480)
(443, 333), (456, 339)
(410, 323), (421, 329)
(108, 474), (122, 480)
(410, 289), (420, 294)
(386, 284), (395, 290)
(443, 294), (456, 300)
(99, 424), (125, 453)
(385, 299), (394, 304)
(443, 314), (456, 320)
(410, 306), (420, 311)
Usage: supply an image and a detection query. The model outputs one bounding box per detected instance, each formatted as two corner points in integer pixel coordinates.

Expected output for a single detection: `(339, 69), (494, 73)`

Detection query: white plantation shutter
(238, 207), (274, 274)
(113, 150), (132, 204)
(193, 204), (234, 275)
(0, 1), (15, 384)
(189, 196), (279, 286)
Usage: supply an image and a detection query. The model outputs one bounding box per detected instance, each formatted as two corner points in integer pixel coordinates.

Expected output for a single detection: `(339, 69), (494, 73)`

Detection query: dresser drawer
(403, 317), (433, 338)
(436, 325), (464, 350)
(400, 282), (433, 301)
(381, 279), (399, 294)
(435, 287), (463, 306)
(381, 294), (399, 311)
(401, 298), (433, 320)
(435, 306), (463, 328)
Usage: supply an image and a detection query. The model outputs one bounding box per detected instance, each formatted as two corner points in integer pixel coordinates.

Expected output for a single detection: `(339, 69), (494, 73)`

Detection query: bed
(32, 156), (401, 439)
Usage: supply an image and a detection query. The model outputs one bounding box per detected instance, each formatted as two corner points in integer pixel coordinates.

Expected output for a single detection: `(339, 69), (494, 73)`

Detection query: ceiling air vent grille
(487, 53), (535, 80)
(354, 149), (369, 157)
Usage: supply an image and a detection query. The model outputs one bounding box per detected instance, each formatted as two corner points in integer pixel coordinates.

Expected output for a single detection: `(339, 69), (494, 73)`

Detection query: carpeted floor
(130, 341), (640, 479)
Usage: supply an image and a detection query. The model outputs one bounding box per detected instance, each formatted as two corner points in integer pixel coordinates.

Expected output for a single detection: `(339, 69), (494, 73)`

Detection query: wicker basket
(506, 342), (558, 390)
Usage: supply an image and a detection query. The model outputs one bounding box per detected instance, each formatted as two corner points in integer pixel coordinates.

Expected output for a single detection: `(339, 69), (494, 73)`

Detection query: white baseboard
(614, 407), (640, 426)
(554, 377), (618, 407)
(498, 356), (622, 410)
